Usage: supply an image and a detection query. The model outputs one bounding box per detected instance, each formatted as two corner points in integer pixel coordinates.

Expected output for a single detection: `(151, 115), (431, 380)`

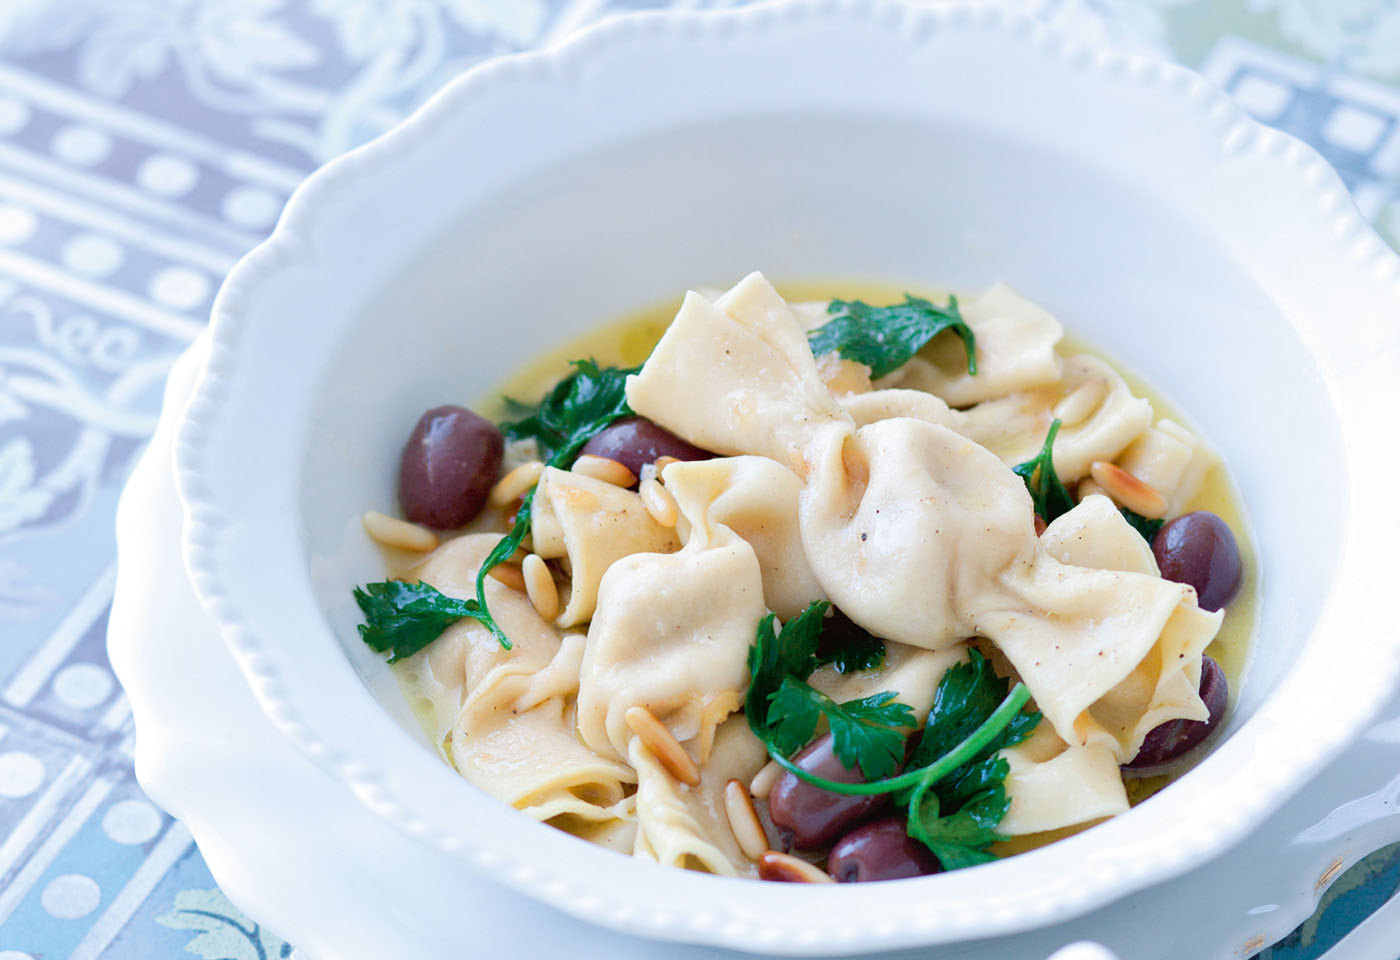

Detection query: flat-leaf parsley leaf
(353, 580), (486, 662)
(902, 648), (1040, 869)
(813, 609), (886, 674)
(746, 602), (913, 779)
(765, 679), (912, 780)
(500, 359), (638, 465)
(1013, 418), (1075, 525)
(808, 295), (976, 380)
(907, 782), (1010, 871)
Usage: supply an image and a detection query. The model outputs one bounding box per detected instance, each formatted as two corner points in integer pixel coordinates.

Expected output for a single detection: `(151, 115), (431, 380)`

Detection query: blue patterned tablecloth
(0, 2), (1397, 958)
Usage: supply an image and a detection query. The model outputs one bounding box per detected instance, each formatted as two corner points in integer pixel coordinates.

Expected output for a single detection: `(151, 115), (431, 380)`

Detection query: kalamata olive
(768, 735), (893, 850)
(1123, 655), (1228, 770)
(398, 405), (503, 529)
(578, 416), (711, 480)
(1152, 511), (1242, 612)
(827, 816), (943, 882)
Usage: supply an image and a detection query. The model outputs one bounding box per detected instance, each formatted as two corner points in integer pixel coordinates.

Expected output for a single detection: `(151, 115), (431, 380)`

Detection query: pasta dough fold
(662, 455), (826, 620)
(997, 723), (1128, 836)
(531, 466), (680, 627)
(631, 717), (767, 877)
(576, 459), (768, 764)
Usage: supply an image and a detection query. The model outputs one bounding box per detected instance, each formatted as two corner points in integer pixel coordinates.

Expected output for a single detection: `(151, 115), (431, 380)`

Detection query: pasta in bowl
(355, 272), (1252, 882)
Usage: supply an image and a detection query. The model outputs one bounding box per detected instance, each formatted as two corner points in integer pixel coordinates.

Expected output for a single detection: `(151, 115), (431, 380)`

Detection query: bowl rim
(173, 0), (1400, 952)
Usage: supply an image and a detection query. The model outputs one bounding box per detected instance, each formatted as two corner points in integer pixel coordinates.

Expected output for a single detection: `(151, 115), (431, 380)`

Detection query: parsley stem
(473, 489), (539, 651)
(471, 418), (620, 650)
(764, 682), (1031, 797)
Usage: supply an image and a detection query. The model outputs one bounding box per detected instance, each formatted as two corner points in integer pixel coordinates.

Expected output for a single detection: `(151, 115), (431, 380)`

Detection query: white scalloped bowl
(173, 1), (1400, 953)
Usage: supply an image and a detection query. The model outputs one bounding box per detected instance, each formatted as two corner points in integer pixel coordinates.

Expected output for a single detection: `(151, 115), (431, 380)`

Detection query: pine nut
(571, 454), (637, 488)
(749, 761), (782, 800)
(1053, 378), (1108, 427)
(640, 476), (679, 527)
(654, 455), (680, 474)
(723, 780), (768, 861)
(521, 553), (558, 621)
(361, 511), (438, 552)
(487, 562), (526, 591)
(1090, 460), (1168, 519)
(624, 705), (700, 786)
(758, 851), (833, 883)
(488, 460), (544, 507)
(1077, 477), (1108, 502)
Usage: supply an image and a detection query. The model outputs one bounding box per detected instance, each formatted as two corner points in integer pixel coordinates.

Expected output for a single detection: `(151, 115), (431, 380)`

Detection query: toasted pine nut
(640, 476), (679, 527)
(521, 554), (558, 621)
(624, 705), (700, 786)
(488, 460), (544, 508)
(1053, 378), (1108, 427)
(487, 562), (526, 591)
(654, 455), (680, 474)
(724, 780), (768, 861)
(1077, 477), (1108, 502)
(749, 761), (782, 800)
(571, 454), (636, 488)
(1090, 460), (1168, 519)
(361, 511), (438, 552)
(758, 851), (833, 883)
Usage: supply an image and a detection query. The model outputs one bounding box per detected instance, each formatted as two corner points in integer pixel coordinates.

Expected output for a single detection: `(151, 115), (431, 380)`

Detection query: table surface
(1, 1), (1398, 958)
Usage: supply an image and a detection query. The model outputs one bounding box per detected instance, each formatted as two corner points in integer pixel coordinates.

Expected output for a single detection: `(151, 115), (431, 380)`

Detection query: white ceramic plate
(114, 336), (1400, 960)
(170, 0), (1400, 951)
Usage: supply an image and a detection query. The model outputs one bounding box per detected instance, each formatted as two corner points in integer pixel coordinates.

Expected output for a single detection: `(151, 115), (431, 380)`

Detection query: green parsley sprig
(902, 649), (1040, 867)
(745, 603), (1040, 871)
(807, 295), (976, 380)
(746, 602), (909, 779)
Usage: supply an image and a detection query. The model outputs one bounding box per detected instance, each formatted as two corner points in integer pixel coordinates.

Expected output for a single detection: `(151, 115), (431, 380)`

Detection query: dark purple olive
(1123, 656), (1228, 770)
(827, 816), (943, 882)
(578, 416), (711, 480)
(768, 735), (893, 850)
(398, 405), (503, 529)
(1152, 511), (1242, 612)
